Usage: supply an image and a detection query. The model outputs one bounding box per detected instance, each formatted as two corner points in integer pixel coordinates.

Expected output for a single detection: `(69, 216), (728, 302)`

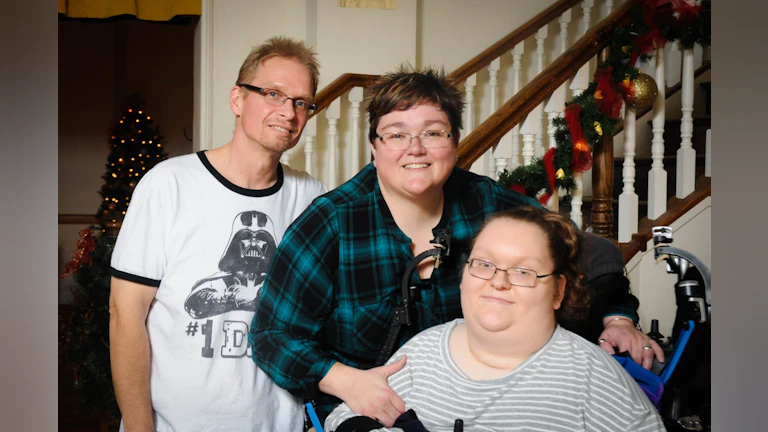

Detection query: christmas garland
(497, 0), (711, 203)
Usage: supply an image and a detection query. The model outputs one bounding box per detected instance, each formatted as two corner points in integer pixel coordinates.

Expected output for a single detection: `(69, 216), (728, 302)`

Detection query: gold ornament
(624, 73), (659, 110)
(556, 168), (565, 180)
(594, 121), (603, 136)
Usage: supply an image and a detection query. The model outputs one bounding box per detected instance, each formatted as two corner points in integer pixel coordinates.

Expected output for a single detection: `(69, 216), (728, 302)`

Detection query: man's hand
(319, 356), (408, 427)
(597, 317), (665, 370)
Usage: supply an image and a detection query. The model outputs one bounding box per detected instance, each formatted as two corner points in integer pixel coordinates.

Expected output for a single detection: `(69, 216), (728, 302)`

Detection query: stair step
(612, 154), (706, 202)
(646, 117), (711, 156)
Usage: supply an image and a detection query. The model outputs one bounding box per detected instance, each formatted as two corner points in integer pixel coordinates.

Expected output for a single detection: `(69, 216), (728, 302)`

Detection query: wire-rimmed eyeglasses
(237, 83), (317, 115)
(375, 130), (453, 151)
(465, 258), (557, 287)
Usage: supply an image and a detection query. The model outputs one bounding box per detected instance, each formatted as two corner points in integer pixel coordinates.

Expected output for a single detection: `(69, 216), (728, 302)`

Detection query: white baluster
(495, 130), (512, 181)
(581, 0), (594, 33)
(326, 98), (341, 189)
(569, 0), (593, 105)
(544, 88), (566, 212)
(648, 48), (667, 219)
(677, 45), (696, 198)
(280, 148), (293, 166)
(348, 87), (364, 179)
(535, 26), (548, 157)
(603, 0), (614, 18)
(520, 115), (536, 167)
(557, 9), (571, 105)
(487, 58), (501, 178)
(303, 117), (317, 176)
(570, 173), (584, 229)
(510, 43), (525, 169)
(558, 9), (571, 55)
(705, 129), (711, 177)
(569, 1), (594, 229)
(618, 106), (639, 242)
(569, 68), (588, 228)
(463, 73), (477, 136)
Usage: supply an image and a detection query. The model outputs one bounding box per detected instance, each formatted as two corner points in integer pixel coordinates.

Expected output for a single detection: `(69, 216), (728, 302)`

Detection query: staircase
(580, 60), (712, 238)
(278, 0), (711, 333)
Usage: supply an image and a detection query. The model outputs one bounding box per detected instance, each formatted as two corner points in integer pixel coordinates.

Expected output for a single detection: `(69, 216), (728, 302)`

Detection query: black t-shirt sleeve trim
(110, 267), (162, 288)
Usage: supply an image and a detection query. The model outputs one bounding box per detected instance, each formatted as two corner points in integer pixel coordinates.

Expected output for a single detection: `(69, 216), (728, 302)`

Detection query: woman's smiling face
(370, 103), (457, 201)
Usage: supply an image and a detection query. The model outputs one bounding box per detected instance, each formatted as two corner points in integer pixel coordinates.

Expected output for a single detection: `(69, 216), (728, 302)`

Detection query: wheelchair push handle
(374, 229), (452, 367)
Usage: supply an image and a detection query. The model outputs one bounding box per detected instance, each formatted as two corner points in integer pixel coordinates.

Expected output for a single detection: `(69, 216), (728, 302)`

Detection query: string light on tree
(96, 93), (167, 230)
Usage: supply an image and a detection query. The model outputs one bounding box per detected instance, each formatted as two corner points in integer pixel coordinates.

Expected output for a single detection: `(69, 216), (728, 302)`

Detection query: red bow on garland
(564, 104), (594, 173)
(593, 66), (624, 119)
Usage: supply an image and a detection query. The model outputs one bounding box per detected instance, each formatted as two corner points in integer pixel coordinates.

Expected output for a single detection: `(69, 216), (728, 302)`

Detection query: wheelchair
(317, 225), (711, 432)
(645, 226), (711, 431)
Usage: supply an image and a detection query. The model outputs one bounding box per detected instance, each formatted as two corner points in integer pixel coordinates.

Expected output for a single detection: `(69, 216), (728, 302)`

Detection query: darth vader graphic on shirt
(184, 210), (277, 319)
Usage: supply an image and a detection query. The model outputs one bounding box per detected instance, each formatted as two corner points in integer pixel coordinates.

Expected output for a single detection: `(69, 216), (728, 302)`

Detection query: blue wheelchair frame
(614, 225), (711, 431)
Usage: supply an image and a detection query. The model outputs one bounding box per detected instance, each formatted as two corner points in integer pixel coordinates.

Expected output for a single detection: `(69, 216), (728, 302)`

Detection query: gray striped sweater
(325, 320), (664, 431)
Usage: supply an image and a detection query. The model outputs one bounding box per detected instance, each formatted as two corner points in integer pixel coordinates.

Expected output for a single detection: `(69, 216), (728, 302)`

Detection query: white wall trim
(193, 0), (214, 151)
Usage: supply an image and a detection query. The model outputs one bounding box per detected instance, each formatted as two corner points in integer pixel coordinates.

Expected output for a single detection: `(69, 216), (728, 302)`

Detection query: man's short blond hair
(236, 36), (320, 95)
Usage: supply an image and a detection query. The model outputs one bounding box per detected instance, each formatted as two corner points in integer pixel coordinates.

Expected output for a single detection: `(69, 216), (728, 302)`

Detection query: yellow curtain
(58, 0), (201, 21)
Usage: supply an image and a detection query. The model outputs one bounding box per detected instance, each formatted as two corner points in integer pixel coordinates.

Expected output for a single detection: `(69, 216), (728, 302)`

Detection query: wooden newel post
(590, 47), (615, 238)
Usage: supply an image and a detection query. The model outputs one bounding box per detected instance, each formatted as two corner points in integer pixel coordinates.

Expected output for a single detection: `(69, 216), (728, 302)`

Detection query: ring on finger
(598, 338), (608, 344)
(642, 345), (652, 350)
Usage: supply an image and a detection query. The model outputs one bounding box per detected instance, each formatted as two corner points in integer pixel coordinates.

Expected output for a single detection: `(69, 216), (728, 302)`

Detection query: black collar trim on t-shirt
(196, 151), (284, 197)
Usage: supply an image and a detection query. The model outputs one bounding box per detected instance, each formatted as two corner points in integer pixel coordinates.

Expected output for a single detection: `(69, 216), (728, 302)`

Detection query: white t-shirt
(111, 151), (327, 432)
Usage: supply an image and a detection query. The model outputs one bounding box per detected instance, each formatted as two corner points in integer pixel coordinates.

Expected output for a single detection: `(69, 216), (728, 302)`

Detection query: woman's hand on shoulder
(320, 356), (408, 427)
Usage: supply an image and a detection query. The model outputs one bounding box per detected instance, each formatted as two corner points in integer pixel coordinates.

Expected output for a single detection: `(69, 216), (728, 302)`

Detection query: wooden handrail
(448, 0), (582, 83)
(310, 73), (378, 119)
(619, 175), (711, 263)
(456, 0), (634, 170)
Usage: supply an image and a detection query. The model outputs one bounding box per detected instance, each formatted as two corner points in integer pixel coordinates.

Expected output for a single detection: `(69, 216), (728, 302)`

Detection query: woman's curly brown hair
(471, 206), (591, 322)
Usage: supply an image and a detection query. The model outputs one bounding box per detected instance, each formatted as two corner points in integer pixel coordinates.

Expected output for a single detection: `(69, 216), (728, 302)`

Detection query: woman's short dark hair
(468, 206), (591, 322)
(366, 64), (464, 145)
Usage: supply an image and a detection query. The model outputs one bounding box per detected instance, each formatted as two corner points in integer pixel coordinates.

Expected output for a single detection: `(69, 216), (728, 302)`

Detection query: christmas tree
(96, 93), (167, 228)
(60, 94), (168, 417)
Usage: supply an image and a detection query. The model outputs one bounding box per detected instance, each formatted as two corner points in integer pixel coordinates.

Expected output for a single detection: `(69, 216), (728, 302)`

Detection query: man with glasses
(250, 65), (663, 427)
(108, 36), (326, 432)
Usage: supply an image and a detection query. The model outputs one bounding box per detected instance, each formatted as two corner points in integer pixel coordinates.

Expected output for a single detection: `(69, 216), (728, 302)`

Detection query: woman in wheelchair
(325, 207), (665, 432)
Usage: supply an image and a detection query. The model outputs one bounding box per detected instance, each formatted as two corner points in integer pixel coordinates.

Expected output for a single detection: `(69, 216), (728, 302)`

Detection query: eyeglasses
(237, 83), (317, 115)
(465, 258), (557, 287)
(375, 130), (453, 151)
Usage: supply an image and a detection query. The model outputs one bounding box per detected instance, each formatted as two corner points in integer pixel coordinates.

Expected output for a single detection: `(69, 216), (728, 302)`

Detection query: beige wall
(198, 0), (581, 180)
(207, 0), (310, 151)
